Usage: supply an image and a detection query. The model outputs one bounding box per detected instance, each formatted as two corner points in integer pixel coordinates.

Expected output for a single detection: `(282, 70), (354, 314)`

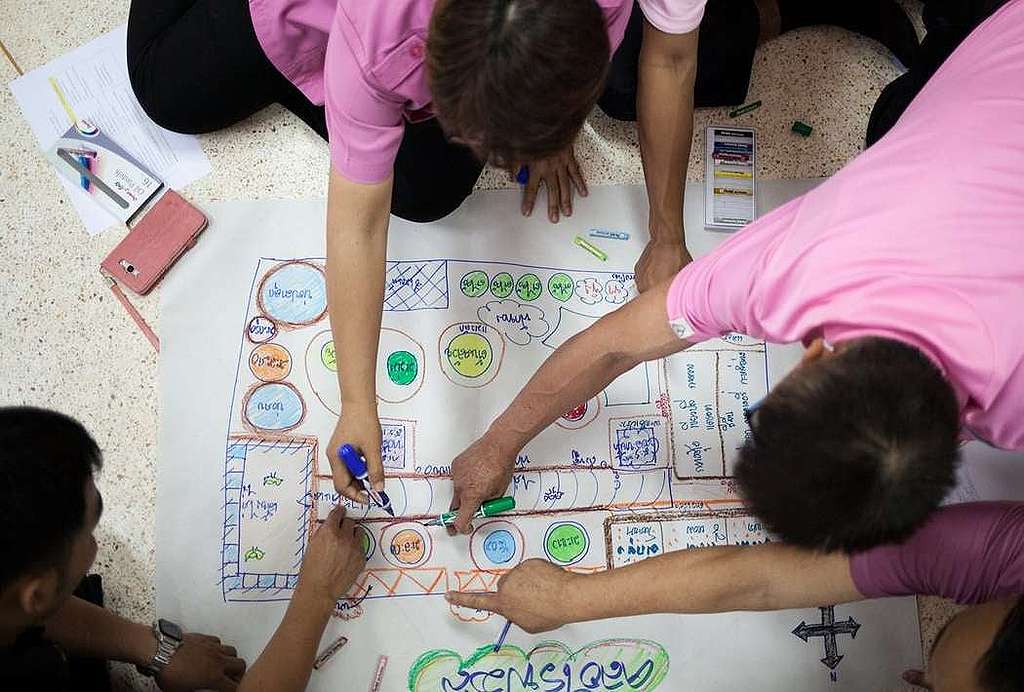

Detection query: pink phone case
(100, 190), (207, 295)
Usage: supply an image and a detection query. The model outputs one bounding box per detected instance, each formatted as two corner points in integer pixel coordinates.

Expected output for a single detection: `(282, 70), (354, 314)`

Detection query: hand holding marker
(424, 496), (516, 527)
(338, 444), (394, 516)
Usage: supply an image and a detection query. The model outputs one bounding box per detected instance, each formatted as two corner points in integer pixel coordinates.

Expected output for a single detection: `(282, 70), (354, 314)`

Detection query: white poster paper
(159, 184), (920, 691)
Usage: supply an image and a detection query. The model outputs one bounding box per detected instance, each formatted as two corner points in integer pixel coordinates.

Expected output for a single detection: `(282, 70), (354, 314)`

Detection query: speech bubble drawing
(575, 277), (603, 305)
(477, 300), (550, 346)
(604, 279), (628, 304)
(408, 639), (670, 692)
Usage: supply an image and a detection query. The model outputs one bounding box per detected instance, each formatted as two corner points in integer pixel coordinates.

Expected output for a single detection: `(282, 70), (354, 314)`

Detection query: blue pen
(76, 154), (91, 191)
(588, 228), (630, 241)
(493, 619), (512, 652)
(516, 165), (529, 185)
(338, 444), (395, 516)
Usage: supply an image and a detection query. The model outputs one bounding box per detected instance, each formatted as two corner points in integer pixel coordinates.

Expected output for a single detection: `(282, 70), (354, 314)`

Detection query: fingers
(902, 670), (931, 689)
(445, 590), (499, 614)
(216, 675), (240, 692)
(364, 447), (386, 493)
(223, 656), (247, 679)
(219, 644), (237, 657)
(556, 165), (573, 218)
(568, 151), (587, 197)
(545, 171), (560, 223)
(522, 172), (540, 217)
(328, 454), (368, 504)
(451, 493), (484, 535)
(325, 504), (348, 531)
(445, 495), (460, 537)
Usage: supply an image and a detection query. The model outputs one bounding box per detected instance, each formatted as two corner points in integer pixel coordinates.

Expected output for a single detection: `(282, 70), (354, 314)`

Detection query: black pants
(128, 0), (761, 223)
(865, 0), (1010, 145)
(599, 0), (761, 120)
(127, 0), (482, 223)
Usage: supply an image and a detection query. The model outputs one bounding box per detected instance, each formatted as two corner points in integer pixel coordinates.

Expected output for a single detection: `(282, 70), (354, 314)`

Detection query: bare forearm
(325, 176), (392, 405)
(239, 588), (334, 692)
(637, 26), (697, 242)
(489, 282), (685, 452)
(563, 544), (861, 624)
(43, 596), (153, 665)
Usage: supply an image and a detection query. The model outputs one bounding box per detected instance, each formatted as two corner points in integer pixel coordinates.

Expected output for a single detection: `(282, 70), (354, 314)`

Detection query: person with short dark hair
(447, 501), (1024, 692)
(0, 407), (366, 692)
(0, 407), (245, 690)
(447, 0), (1024, 550)
(125, 0), (917, 512)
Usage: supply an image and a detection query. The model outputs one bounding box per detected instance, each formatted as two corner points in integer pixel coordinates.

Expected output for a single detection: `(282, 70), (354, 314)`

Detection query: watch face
(158, 619), (184, 642)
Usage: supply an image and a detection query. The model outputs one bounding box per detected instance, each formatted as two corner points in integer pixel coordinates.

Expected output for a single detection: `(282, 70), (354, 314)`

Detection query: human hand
(296, 505), (368, 605)
(519, 147), (587, 223)
(326, 404), (383, 503)
(634, 238), (693, 293)
(448, 434), (517, 536)
(445, 559), (576, 634)
(156, 633), (246, 692)
(901, 670), (932, 689)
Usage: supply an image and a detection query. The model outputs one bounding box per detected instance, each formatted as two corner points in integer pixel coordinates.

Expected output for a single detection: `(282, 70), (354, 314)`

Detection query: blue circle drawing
(482, 529), (517, 565)
(259, 262), (328, 326)
(244, 383), (305, 431)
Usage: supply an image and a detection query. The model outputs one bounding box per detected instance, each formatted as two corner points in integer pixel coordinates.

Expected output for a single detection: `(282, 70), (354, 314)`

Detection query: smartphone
(100, 190), (207, 295)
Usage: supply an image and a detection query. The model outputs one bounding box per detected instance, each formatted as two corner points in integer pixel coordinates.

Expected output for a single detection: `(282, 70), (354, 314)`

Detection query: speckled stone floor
(1, 1), (959, 689)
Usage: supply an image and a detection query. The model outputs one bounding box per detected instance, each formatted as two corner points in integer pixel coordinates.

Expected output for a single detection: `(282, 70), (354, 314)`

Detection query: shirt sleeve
(638, 0), (707, 34)
(664, 197), (798, 343)
(849, 502), (1024, 604)
(323, 13), (405, 184)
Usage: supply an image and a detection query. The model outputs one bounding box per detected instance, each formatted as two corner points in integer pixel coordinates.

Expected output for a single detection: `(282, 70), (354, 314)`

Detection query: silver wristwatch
(137, 618), (184, 678)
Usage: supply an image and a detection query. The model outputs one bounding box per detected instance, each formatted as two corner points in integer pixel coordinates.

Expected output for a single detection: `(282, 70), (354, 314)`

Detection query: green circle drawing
(516, 273), (543, 302)
(548, 273), (573, 302)
(357, 525), (374, 559)
(386, 351), (418, 386)
(460, 271), (489, 298)
(321, 341), (337, 372)
(544, 522), (589, 565)
(490, 272), (514, 299)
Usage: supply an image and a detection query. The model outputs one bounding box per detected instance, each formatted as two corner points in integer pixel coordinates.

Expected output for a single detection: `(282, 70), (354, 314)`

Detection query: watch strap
(136, 620), (183, 678)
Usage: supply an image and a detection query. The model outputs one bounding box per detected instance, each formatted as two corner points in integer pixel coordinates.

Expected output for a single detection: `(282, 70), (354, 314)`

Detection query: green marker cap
(480, 496), (516, 516)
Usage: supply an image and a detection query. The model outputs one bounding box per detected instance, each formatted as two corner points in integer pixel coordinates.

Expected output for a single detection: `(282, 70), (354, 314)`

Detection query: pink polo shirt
(666, 0), (1024, 450)
(851, 502), (1024, 604)
(248, 0), (707, 183)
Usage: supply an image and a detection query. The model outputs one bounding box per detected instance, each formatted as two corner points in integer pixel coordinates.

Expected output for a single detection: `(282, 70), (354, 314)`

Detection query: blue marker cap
(338, 444), (368, 479)
(516, 165), (529, 185)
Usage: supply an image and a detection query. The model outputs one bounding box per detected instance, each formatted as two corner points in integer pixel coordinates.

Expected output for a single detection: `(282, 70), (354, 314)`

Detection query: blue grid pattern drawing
(383, 260), (449, 311)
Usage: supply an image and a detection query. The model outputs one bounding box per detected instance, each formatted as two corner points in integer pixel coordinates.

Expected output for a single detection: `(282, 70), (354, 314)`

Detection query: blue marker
(588, 228), (630, 241)
(338, 444), (394, 516)
(493, 619), (512, 652)
(516, 165), (529, 185)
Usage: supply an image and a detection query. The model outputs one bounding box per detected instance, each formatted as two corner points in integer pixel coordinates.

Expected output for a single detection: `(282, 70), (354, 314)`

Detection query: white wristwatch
(137, 618), (184, 678)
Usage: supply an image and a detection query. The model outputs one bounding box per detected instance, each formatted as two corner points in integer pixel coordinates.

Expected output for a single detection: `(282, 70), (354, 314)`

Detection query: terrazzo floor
(1, 1), (959, 689)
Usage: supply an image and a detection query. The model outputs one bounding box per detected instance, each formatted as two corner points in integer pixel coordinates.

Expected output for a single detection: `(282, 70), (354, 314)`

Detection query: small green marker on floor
(729, 100), (762, 118)
(791, 120), (813, 137)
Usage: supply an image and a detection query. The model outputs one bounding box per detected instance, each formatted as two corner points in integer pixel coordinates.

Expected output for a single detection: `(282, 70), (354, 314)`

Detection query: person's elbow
(641, 26), (699, 78)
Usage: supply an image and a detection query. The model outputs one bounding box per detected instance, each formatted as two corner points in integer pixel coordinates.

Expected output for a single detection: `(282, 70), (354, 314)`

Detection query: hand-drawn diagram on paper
(221, 256), (772, 618)
(158, 191), (921, 692)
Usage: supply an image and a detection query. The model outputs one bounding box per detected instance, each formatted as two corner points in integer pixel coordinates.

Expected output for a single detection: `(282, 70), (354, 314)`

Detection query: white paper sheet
(9, 25), (210, 234)
(159, 183), (920, 691)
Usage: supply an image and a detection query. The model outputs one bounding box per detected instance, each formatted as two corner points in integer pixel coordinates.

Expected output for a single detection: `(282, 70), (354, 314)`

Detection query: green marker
(791, 120), (813, 137)
(729, 100), (762, 118)
(424, 496), (516, 527)
(574, 235), (608, 262)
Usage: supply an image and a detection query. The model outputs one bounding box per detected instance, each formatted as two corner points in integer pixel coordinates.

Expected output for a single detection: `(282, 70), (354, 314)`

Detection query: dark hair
(734, 337), (960, 551)
(0, 407), (102, 589)
(978, 599), (1024, 692)
(427, 0), (610, 165)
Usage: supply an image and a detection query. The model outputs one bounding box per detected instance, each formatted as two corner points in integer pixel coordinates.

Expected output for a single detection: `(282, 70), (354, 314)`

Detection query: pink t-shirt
(666, 0), (1024, 450)
(850, 502), (1024, 604)
(248, 0), (706, 183)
